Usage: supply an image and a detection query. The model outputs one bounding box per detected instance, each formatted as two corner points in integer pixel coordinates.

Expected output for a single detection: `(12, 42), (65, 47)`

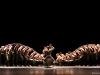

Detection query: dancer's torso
(45, 50), (52, 56)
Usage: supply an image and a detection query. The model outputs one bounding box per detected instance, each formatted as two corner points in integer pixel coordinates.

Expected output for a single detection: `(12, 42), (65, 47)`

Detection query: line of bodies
(0, 43), (100, 66)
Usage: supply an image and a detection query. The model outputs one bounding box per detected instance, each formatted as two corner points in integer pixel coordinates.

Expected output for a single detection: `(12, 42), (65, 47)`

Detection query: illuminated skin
(97, 44), (100, 52)
(18, 46), (24, 51)
(34, 53), (40, 60)
(48, 44), (55, 51)
(72, 51), (79, 59)
(29, 52), (35, 59)
(56, 53), (63, 64)
(69, 53), (75, 60)
(91, 45), (97, 54)
(43, 44), (55, 56)
(22, 46), (29, 53)
(38, 54), (45, 60)
(1, 43), (100, 66)
(59, 53), (66, 60)
(29, 51), (38, 60)
(43, 46), (48, 54)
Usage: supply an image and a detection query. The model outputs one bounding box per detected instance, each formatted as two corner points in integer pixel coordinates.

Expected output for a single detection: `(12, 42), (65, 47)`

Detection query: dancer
(42, 44), (55, 67)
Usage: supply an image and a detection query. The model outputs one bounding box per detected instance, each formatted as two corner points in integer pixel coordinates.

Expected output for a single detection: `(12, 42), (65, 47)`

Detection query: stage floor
(0, 66), (100, 75)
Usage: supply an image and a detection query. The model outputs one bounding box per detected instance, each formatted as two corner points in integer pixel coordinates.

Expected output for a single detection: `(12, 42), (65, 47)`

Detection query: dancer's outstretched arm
(49, 44), (55, 51)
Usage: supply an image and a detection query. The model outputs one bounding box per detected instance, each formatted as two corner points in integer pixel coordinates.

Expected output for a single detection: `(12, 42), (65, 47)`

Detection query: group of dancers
(0, 43), (100, 66)
(55, 44), (100, 66)
(0, 43), (55, 66)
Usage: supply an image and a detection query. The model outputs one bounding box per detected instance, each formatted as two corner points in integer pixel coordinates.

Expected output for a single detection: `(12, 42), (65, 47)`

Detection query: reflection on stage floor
(0, 66), (100, 75)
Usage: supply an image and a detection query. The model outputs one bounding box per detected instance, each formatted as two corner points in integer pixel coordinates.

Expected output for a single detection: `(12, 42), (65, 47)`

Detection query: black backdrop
(0, 3), (100, 59)
(0, 27), (100, 59)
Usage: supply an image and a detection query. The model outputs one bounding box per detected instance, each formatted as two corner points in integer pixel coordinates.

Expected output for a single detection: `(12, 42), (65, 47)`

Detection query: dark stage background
(0, 3), (100, 59)
(0, 27), (100, 59)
